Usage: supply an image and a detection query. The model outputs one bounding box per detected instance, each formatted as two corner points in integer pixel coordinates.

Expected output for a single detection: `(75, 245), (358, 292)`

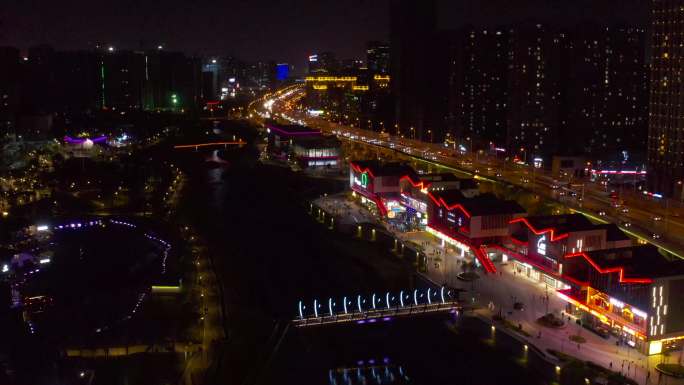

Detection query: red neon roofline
(509, 217), (569, 242)
(427, 192), (472, 218)
(488, 244), (589, 287)
(564, 252), (653, 284)
(399, 175), (432, 190)
(350, 162), (376, 178)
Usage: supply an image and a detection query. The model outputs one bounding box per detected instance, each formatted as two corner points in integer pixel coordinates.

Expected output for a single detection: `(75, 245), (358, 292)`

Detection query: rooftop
(595, 223), (632, 242)
(422, 173), (479, 189)
(429, 190), (526, 217)
(421, 173), (463, 183)
(350, 160), (416, 178)
(520, 214), (595, 234)
(571, 245), (684, 281)
(513, 214), (631, 243)
(266, 123), (320, 136)
(292, 135), (340, 149)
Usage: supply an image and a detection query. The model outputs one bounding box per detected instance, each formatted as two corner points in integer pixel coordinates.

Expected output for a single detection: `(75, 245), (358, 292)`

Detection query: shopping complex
(348, 159), (684, 355)
(265, 121), (341, 169)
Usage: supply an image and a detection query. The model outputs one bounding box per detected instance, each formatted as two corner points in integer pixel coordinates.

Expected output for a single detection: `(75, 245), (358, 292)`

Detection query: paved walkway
(313, 194), (376, 226)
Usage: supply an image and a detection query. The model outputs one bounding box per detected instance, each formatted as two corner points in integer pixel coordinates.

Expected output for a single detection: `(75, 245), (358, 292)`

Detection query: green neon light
(361, 172), (368, 188)
(151, 285), (181, 290)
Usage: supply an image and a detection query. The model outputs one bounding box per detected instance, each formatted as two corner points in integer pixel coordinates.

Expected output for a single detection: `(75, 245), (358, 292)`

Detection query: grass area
(656, 363), (684, 378)
(547, 349), (638, 385)
(537, 313), (565, 328)
(569, 335), (586, 344)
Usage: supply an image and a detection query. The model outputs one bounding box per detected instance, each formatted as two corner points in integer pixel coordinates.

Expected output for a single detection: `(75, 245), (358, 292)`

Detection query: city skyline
(3, 0), (647, 69)
(6, 2), (684, 385)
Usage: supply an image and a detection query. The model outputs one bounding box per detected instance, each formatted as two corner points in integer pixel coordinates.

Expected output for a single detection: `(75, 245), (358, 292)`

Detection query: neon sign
(354, 172), (369, 189)
(537, 235), (547, 256)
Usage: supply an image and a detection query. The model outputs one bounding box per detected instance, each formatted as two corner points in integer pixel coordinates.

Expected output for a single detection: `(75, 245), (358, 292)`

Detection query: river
(172, 122), (556, 385)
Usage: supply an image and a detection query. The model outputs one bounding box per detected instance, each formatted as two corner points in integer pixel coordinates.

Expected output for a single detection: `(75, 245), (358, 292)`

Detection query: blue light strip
(296, 286), (455, 319)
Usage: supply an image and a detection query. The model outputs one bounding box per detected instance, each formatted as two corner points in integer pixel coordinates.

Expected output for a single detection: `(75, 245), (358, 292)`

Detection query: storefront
(511, 259), (568, 290)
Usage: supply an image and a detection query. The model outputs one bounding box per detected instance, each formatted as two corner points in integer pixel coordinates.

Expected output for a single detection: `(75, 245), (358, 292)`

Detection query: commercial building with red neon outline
(347, 159), (684, 354)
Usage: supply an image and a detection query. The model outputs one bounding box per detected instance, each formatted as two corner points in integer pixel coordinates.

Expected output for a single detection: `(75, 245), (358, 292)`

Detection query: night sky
(2, 0), (646, 71)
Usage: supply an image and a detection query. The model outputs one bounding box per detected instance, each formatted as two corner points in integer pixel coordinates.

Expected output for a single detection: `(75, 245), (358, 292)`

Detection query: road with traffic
(253, 85), (684, 257)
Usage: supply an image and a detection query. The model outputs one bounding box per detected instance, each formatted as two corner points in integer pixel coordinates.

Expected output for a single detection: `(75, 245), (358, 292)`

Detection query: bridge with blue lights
(294, 286), (459, 327)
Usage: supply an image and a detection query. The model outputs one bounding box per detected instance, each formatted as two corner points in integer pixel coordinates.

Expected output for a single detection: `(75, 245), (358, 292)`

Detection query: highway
(252, 85), (684, 257)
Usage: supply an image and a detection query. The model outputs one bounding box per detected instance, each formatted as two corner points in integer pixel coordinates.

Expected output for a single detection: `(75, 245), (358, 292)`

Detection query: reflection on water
(329, 361), (411, 385)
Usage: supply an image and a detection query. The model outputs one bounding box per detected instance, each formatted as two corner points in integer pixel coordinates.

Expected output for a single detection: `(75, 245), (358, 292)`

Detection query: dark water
(173, 124), (555, 385)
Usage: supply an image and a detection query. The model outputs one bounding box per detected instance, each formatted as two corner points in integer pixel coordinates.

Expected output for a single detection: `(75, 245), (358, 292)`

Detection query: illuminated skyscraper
(648, 0), (684, 198)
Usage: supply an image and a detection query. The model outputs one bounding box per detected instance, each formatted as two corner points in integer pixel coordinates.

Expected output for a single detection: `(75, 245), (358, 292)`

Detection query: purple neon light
(64, 135), (107, 144)
(267, 125), (320, 137)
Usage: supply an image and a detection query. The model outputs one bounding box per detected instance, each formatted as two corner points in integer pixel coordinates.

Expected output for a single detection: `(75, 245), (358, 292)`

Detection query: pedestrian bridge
(293, 286), (460, 327)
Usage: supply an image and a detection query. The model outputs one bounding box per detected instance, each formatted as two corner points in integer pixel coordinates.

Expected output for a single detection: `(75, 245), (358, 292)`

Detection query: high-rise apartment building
(451, 28), (509, 149)
(647, 0), (684, 198)
(506, 24), (570, 161)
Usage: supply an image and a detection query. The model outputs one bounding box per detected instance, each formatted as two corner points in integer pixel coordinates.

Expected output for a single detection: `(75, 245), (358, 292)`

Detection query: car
(513, 302), (524, 311)
(652, 233), (661, 239)
(620, 207), (629, 213)
(653, 216), (663, 222)
(495, 172), (502, 177)
(598, 211), (606, 216)
(551, 184), (560, 189)
(622, 221), (632, 227)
